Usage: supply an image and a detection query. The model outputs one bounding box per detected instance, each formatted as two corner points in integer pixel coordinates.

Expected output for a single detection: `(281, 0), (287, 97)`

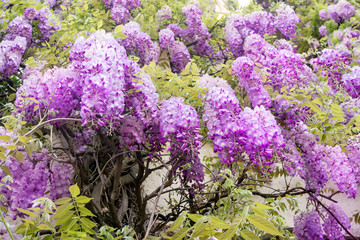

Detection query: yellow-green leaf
(8, 93), (16, 101)
(69, 184), (80, 197)
(55, 197), (71, 205)
(0, 135), (11, 142)
(15, 151), (24, 164)
(37, 224), (53, 231)
(170, 227), (190, 240)
(79, 207), (95, 217)
(6, 145), (17, 150)
(254, 202), (274, 209)
(97, 20), (103, 29)
(187, 213), (203, 222)
(75, 196), (92, 204)
(252, 206), (270, 218)
(168, 212), (186, 231)
(246, 214), (282, 236)
(17, 208), (36, 218)
(240, 229), (260, 240)
(52, 203), (74, 220)
(18, 136), (28, 143)
(209, 216), (230, 229)
(1, 166), (11, 176)
(80, 217), (97, 229)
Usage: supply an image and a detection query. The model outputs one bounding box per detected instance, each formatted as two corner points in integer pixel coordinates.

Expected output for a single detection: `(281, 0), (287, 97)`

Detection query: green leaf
(37, 224), (53, 231)
(114, 25), (123, 34)
(42, 235), (53, 240)
(52, 203), (74, 220)
(240, 229), (260, 240)
(55, 212), (74, 226)
(79, 207), (95, 217)
(1, 166), (11, 176)
(18, 136), (28, 143)
(6, 145), (17, 150)
(209, 216), (230, 229)
(187, 213), (203, 222)
(97, 20), (103, 29)
(246, 214), (282, 236)
(69, 184), (80, 197)
(254, 202), (274, 209)
(15, 151), (24, 164)
(170, 227), (190, 240)
(160, 232), (171, 239)
(17, 208), (36, 218)
(168, 212), (186, 231)
(80, 217), (97, 229)
(55, 197), (72, 205)
(75, 196), (92, 204)
(8, 93), (16, 101)
(219, 219), (242, 240)
(0, 135), (11, 142)
(252, 206), (270, 218)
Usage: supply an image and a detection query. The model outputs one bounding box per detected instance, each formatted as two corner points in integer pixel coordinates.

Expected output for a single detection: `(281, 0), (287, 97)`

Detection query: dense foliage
(0, 0), (360, 239)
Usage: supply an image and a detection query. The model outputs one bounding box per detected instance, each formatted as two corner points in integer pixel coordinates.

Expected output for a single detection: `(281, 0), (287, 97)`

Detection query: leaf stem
(0, 207), (15, 240)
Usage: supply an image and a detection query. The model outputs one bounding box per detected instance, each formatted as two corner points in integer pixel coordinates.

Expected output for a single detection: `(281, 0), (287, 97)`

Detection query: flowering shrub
(0, 0), (359, 239)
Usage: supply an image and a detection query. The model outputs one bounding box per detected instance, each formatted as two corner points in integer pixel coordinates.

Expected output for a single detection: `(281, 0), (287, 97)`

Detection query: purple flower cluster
(169, 41), (191, 72)
(4, 16), (32, 45)
(269, 50), (315, 90)
(0, 6), (60, 81)
(241, 34), (317, 92)
(74, 128), (95, 153)
(324, 146), (357, 198)
(1, 155), (50, 219)
(294, 211), (324, 240)
(16, 67), (80, 121)
(103, 0), (141, 24)
(0, 129), (73, 219)
(319, 25), (328, 36)
(121, 21), (160, 66)
(167, 23), (182, 37)
(319, 9), (328, 20)
(70, 31), (129, 127)
(180, 4), (213, 58)
(159, 28), (175, 49)
(327, 0), (356, 22)
(16, 30), (160, 135)
(274, 39), (295, 52)
(123, 69), (159, 127)
(282, 122), (328, 192)
(239, 106), (284, 167)
(323, 204), (351, 240)
(0, 36), (27, 81)
(201, 76), (283, 168)
(225, 4), (299, 57)
(203, 85), (242, 165)
(346, 136), (360, 185)
(119, 115), (145, 149)
(16, 31), (125, 127)
(340, 98), (360, 121)
(342, 66), (360, 98)
(156, 5), (172, 20)
(274, 3), (300, 38)
(310, 48), (351, 89)
(49, 160), (74, 200)
(232, 56), (271, 108)
(273, 97), (312, 127)
(159, 97), (204, 188)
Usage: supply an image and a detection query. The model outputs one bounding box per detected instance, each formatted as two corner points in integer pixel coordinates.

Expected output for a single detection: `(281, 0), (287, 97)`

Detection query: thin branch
(310, 193), (357, 240)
